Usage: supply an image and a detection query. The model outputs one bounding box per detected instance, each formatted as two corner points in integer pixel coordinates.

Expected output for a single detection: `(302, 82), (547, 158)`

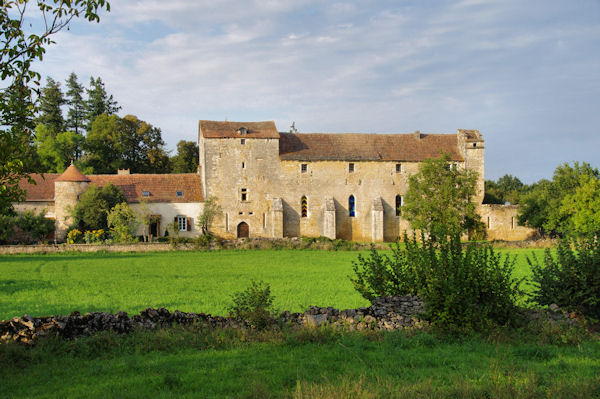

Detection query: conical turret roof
(55, 163), (90, 182)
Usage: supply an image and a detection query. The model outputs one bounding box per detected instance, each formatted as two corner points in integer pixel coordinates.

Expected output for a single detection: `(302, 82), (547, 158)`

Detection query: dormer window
(142, 191), (150, 197)
(176, 191), (183, 197)
(237, 127), (248, 135)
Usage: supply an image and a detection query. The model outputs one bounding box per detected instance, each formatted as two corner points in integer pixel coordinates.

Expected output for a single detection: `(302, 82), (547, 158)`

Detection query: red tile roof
(278, 132), (463, 161)
(199, 120), (279, 139)
(18, 174), (60, 201)
(20, 173), (203, 203)
(55, 164), (91, 182)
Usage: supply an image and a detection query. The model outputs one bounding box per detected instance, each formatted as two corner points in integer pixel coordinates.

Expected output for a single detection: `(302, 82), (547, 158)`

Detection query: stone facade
(198, 120), (526, 241)
(16, 120), (535, 242)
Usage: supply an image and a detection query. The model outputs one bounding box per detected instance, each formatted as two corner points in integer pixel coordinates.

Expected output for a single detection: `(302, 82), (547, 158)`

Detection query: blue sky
(33, 0), (600, 183)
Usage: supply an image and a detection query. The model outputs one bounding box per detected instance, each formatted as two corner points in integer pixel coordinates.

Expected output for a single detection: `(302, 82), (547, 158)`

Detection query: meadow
(4, 247), (600, 399)
(0, 248), (543, 320)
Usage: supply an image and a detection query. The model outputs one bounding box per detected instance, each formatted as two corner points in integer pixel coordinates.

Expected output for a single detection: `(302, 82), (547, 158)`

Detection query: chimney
(117, 169), (130, 175)
(413, 130), (421, 140)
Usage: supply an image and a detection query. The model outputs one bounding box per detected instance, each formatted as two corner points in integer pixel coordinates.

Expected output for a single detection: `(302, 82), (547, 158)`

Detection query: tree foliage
(83, 114), (170, 174)
(484, 174), (527, 205)
(84, 76), (120, 130)
(72, 183), (126, 231)
(518, 162), (600, 237)
(36, 77), (65, 134)
(107, 202), (138, 243)
(197, 196), (222, 235)
(65, 72), (85, 135)
(0, 0), (110, 216)
(171, 140), (199, 173)
(34, 124), (84, 172)
(403, 154), (480, 240)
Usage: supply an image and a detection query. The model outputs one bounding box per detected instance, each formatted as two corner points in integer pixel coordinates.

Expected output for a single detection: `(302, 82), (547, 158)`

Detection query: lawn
(0, 247), (544, 320)
(3, 247), (598, 399)
(0, 327), (598, 398)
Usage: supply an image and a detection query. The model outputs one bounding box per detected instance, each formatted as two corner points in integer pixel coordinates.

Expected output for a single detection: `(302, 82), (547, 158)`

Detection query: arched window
(301, 196), (308, 218)
(349, 195), (356, 217)
(395, 195), (402, 216)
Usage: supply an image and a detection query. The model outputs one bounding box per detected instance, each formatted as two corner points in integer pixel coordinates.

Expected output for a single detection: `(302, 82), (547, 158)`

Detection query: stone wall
(479, 204), (537, 241)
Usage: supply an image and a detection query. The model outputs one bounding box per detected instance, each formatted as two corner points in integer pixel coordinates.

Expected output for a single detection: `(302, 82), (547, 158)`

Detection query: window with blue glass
(349, 195), (356, 217)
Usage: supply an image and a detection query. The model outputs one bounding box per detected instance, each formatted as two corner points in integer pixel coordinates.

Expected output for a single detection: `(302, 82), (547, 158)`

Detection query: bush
(528, 235), (600, 321)
(351, 233), (523, 332)
(14, 210), (55, 243)
(227, 281), (277, 329)
(107, 202), (138, 243)
(0, 214), (15, 243)
(72, 183), (126, 231)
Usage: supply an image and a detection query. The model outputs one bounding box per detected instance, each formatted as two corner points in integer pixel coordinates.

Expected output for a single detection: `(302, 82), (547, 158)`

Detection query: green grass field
(2, 247), (599, 399)
(0, 248), (544, 320)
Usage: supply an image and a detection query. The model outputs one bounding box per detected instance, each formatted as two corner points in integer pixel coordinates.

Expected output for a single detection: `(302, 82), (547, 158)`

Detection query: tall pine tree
(37, 77), (65, 135)
(84, 76), (120, 130)
(65, 72), (85, 135)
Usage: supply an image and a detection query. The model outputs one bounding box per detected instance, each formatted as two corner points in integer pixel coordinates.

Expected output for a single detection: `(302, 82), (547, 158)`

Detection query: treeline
(485, 162), (600, 237)
(27, 73), (199, 174)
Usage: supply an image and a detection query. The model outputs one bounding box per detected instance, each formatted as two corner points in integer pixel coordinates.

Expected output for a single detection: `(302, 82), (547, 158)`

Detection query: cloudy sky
(34, 0), (600, 183)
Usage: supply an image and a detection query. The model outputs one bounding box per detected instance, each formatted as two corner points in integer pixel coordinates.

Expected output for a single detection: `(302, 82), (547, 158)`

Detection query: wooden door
(237, 222), (249, 238)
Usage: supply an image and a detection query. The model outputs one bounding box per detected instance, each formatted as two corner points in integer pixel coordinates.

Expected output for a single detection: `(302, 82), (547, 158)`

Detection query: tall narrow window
(349, 195), (356, 217)
(395, 195), (402, 216)
(511, 217), (515, 230)
(301, 163), (307, 173)
(225, 213), (229, 232)
(349, 163), (355, 172)
(301, 196), (308, 218)
(395, 163), (402, 173)
(241, 188), (247, 201)
(263, 213), (267, 229)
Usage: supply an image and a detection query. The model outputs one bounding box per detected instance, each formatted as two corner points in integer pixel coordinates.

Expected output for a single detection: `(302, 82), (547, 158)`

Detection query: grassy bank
(1, 326), (598, 398)
(0, 248), (544, 320)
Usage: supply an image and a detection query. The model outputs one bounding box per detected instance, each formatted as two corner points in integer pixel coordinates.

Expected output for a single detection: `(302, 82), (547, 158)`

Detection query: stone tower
(457, 129), (485, 204)
(54, 163), (90, 240)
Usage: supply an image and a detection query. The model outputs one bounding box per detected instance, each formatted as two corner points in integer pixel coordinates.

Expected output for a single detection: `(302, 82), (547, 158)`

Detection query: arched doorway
(237, 221), (249, 238)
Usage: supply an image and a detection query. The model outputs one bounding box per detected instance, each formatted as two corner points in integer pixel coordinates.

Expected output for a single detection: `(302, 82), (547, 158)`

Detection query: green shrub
(107, 202), (138, 243)
(528, 235), (600, 321)
(351, 233), (523, 332)
(14, 210), (55, 243)
(227, 281), (276, 329)
(0, 214), (15, 243)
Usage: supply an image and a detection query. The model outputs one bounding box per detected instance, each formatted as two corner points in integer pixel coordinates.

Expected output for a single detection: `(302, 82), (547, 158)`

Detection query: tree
(107, 202), (138, 243)
(83, 114), (171, 174)
(65, 72), (85, 135)
(197, 196), (222, 235)
(84, 76), (120, 130)
(484, 174), (527, 205)
(519, 162), (600, 237)
(558, 175), (600, 236)
(171, 140), (199, 173)
(34, 124), (84, 172)
(15, 210), (55, 243)
(72, 183), (126, 231)
(0, 0), (110, 216)
(36, 77), (65, 134)
(402, 154), (480, 240)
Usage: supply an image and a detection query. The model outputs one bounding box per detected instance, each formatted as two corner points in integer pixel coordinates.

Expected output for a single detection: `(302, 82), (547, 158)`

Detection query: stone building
(16, 120), (535, 241)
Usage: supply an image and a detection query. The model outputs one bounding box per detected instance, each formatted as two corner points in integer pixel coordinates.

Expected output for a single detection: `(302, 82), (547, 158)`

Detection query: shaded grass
(0, 327), (598, 398)
(0, 248), (544, 320)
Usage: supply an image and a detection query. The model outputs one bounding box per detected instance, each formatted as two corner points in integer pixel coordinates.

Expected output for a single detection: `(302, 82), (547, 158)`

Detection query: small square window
(241, 139), (246, 145)
(176, 191), (183, 197)
(301, 163), (307, 173)
(349, 163), (355, 172)
(142, 190), (150, 197)
(395, 164), (402, 173)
